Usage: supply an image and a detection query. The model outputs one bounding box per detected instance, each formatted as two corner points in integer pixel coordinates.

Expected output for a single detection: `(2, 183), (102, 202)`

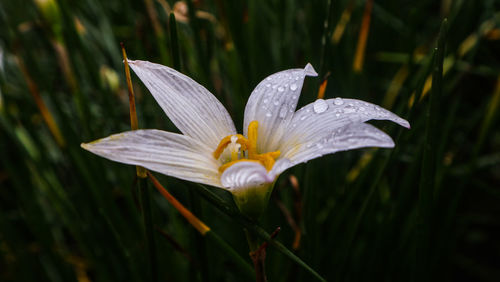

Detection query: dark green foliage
(1, 0), (499, 281)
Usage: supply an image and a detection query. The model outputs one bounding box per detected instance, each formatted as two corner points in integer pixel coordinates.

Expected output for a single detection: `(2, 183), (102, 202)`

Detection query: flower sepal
(231, 181), (275, 221)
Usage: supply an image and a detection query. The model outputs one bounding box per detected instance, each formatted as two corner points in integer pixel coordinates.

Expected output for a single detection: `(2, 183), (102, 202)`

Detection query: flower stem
(245, 229), (267, 282)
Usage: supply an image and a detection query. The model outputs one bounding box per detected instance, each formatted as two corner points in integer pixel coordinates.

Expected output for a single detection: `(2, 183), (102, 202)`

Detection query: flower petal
(220, 158), (293, 192)
(221, 161), (275, 191)
(270, 158), (294, 176)
(243, 63), (318, 153)
(283, 122), (396, 164)
(81, 129), (222, 187)
(128, 60), (236, 149)
(280, 98), (409, 155)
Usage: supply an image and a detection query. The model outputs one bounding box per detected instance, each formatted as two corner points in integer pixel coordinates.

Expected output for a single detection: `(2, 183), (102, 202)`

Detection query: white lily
(82, 60), (409, 219)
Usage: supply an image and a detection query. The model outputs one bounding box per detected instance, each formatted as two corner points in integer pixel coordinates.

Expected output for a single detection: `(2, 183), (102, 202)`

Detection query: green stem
(417, 18), (447, 282)
(169, 13), (181, 71)
(204, 231), (255, 279)
(140, 177), (158, 282)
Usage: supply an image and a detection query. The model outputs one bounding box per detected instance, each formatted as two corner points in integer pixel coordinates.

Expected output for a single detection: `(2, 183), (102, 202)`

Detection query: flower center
(213, 121), (281, 173)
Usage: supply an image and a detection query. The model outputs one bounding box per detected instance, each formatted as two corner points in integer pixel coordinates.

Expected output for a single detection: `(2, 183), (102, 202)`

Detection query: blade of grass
(353, 0), (373, 72)
(169, 13), (181, 71)
(14, 55), (66, 148)
(417, 18), (447, 282)
(121, 43), (157, 281)
(193, 184), (326, 282)
(147, 173), (254, 279)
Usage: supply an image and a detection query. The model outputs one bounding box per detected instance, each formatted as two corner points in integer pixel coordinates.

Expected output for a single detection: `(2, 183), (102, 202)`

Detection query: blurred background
(1, 0), (499, 281)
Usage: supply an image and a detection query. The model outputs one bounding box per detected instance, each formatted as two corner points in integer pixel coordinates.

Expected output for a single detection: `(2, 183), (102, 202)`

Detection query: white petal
(283, 123), (395, 165)
(221, 161), (275, 191)
(128, 60), (236, 149)
(280, 98), (409, 154)
(220, 158), (293, 191)
(270, 158), (294, 176)
(81, 129), (222, 187)
(243, 63), (318, 153)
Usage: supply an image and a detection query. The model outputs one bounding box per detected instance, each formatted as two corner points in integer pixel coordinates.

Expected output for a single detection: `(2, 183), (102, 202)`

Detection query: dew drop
(263, 99), (268, 103)
(300, 115), (307, 121)
(273, 99), (280, 106)
(313, 99), (328, 113)
(266, 83), (271, 87)
(290, 83), (298, 91)
(344, 105), (356, 113)
(333, 97), (344, 105)
(278, 86), (285, 92)
(266, 112), (272, 117)
(292, 95), (297, 99)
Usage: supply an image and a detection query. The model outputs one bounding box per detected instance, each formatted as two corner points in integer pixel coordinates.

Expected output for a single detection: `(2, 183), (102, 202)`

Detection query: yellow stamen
(247, 120), (259, 158)
(214, 120), (281, 173)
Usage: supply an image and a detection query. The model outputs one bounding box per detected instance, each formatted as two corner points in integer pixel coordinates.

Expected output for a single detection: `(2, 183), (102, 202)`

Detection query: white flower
(82, 60), (409, 218)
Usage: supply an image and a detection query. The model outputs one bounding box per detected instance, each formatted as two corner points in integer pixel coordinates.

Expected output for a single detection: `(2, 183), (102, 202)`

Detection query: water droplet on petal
(266, 83), (271, 87)
(333, 97), (344, 105)
(313, 99), (328, 113)
(278, 86), (285, 92)
(263, 99), (268, 103)
(273, 99), (280, 106)
(266, 112), (272, 117)
(290, 83), (298, 91)
(344, 105), (356, 113)
(300, 115), (307, 121)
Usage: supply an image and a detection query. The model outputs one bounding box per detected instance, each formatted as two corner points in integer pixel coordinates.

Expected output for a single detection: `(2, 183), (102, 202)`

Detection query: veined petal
(243, 63), (318, 153)
(270, 158), (294, 176)
(128, 60), (236, 149)
(283, 122), (395, 165)
(221, 161), (274, 191)
(280, 98), (409, 155)
(81, 129), (222, 187)
(221, 158), (293, 192)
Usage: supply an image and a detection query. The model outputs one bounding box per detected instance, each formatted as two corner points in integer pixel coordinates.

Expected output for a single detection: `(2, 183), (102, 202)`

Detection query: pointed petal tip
(400, 119), (411, 129)
(122, 58), (136, 64)
(304, 63), (318, 77)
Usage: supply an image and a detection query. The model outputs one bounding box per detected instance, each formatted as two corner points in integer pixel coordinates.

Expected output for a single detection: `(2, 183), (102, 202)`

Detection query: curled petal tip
(304, 63), (318, 77)
(400, 119), (411, 129)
